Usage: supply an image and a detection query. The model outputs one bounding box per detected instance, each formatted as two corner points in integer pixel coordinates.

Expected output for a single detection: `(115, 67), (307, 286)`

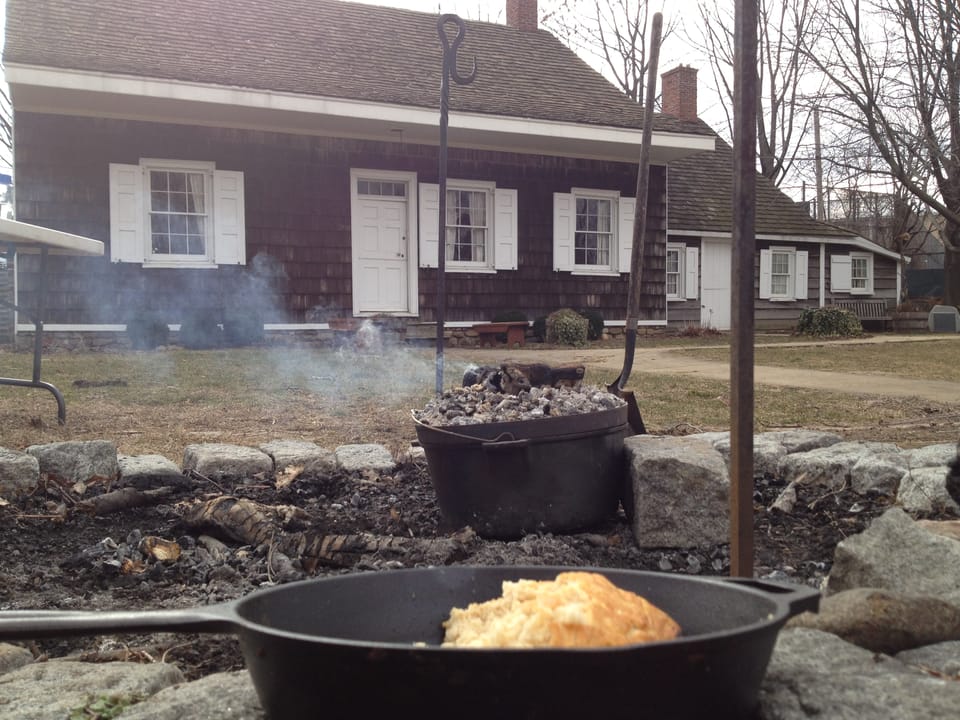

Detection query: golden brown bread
(441, 571), (681, 648)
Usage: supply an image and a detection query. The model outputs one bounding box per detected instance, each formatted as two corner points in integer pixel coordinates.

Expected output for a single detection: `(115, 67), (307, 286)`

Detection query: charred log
(76, 487), (175, 516)
(463, 363), (585, 394)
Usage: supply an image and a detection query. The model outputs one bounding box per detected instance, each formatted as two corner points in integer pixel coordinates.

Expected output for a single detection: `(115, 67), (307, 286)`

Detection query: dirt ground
(0, 336), (957, 683)
(0, 438), (927, 682)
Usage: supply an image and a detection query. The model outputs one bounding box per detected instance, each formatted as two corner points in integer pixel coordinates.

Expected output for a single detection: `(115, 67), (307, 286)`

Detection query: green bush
(577, 308), (605, 340)
(532, 316), (547, 342)
(223, 308), (265, 347)
(125, 311), (169, 350)
(179, 308), (223, 349)
(545, 308), (589, 346)
(796, 306), (863, 337)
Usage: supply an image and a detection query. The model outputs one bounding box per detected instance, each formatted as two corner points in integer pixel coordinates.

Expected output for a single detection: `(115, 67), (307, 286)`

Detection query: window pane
(771, 276), (788, 295)
(148, 168), (208, 257)
(152, 234), (170, 254)
(170, 235), (188, 254)
(151, 191), (168, 212)
(168, 172), (186, 193)
(666, 250), (680, 273)
(445, 188), (487, 263)
(574, 196), (612, 267)
(771, 253), (790, 275)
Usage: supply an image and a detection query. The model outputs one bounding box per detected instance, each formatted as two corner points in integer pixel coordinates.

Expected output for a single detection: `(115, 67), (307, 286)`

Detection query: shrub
(577, 308), (605, 340)
(545, 308), (589, 346)
(796, 306), (863, 337)
(223, 308), (265, 347)
(532, 316), (547, 342)
(125, 311), (169, 350)
(676, 323), (722, 338)
(179, 308), (223, 349)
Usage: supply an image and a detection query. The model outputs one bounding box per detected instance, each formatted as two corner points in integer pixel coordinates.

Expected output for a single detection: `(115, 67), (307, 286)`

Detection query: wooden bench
(830, 299), (891, 330)
(471, 321), (528, 347)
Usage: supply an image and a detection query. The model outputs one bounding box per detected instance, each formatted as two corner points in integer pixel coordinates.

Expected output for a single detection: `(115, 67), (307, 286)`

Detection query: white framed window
(418, 181), (517, 272)
(831, 252), (874, 295)
(553, 188), (634, 275)
(666, 242), (699, 301)
(148, 165), (211, 260)
(575, 195), (613, 268)
(109, 160), (245, 267)
(446, 185), (490, 267)
(759, 247), (808, 301)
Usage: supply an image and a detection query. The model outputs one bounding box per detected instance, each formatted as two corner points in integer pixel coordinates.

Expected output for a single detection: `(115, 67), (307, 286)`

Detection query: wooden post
(730, 0), (758, 578)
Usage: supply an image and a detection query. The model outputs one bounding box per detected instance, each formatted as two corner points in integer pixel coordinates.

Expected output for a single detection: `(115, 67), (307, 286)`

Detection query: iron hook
(438, 14), (477, 85)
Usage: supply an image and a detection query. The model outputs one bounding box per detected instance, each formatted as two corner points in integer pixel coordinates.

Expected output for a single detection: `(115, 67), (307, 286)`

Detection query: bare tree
(542, 0), (677, 103)
(803, 0), (960, 304)
(690, 0), (825, 188)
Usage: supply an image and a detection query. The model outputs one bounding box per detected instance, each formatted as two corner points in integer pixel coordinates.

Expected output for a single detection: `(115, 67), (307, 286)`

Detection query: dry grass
(1, 335), (957, 462)
(683, 337), (960, 383)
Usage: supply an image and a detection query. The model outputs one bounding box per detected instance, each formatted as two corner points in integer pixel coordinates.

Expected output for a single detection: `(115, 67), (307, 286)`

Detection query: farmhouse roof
(4, 0), (710, 138)
(668, 122), (860, 239)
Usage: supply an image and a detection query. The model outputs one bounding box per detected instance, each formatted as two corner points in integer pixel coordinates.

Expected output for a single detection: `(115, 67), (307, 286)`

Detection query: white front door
(700, 239), (732, 330)
(350, 171), (416, 315)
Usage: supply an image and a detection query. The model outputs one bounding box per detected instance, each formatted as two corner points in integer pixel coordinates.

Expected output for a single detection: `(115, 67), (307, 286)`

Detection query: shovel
(607, 12), (662, 436)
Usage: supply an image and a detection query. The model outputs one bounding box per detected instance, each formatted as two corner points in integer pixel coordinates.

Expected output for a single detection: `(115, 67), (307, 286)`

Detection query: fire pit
(413, 384), (631, 539)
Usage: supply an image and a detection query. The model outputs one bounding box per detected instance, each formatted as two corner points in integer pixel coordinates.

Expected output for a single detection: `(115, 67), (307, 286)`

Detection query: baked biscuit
(442, 571), (681, 648)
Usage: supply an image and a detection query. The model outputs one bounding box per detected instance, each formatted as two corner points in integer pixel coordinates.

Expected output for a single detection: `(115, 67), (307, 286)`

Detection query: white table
(0, 218), (105, 423)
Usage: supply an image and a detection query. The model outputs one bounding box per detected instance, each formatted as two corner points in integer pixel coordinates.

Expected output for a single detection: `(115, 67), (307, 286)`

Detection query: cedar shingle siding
(12, 114), (666, 325)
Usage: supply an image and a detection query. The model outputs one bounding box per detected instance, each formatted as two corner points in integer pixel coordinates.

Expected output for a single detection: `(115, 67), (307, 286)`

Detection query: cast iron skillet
(0, 566), (818, 720)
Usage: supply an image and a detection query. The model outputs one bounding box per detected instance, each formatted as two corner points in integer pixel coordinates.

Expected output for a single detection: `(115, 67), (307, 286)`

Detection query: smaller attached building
(661, 65), (902, 331)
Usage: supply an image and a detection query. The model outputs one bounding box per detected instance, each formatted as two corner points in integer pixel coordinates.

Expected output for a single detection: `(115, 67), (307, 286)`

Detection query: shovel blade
(609, 387), (646, 436)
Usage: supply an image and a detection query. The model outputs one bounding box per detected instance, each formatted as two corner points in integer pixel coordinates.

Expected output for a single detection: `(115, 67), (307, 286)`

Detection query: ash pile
(414, 362), (626, 426)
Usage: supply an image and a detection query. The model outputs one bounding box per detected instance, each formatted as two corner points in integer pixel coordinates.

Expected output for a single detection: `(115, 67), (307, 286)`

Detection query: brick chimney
(506, 0), (538, 31)
(661, 65), (698, 120)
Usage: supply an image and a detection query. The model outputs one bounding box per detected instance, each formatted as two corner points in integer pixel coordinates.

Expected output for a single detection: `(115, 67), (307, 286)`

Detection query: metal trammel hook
(434, 14), (477, 396)
(439, 14), (477, 86)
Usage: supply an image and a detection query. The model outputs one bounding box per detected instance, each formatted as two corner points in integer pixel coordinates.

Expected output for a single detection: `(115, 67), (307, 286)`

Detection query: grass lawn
(1, 334), (957, 459)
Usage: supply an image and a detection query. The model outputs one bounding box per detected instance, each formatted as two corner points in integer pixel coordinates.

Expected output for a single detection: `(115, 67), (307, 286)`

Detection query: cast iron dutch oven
(0, 565), (818, 719)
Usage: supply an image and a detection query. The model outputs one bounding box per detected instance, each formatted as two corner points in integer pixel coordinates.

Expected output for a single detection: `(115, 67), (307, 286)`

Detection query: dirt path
(446, 334), (960, 404)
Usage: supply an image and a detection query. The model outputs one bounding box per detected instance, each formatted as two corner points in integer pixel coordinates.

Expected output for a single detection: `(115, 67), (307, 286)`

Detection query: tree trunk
(944, 224), (960, 307)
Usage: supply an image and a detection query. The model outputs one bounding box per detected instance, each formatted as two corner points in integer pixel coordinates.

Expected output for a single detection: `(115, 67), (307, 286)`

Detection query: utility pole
(814, 106), (825, 221)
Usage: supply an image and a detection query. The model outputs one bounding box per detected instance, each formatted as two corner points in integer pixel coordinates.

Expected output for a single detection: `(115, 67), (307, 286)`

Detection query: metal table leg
(0, 247), (67, 424)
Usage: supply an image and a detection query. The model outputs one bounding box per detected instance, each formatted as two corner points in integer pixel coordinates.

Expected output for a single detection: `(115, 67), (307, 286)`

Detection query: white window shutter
(213, 170), (246, 265)
(759, 249), (772, 299)
(795, 250), (809, 300)
(553, 193), (574, 271)
(866, 255), (875, 294)
(493, 187), (518, 270)
(419, 183), (440, 268)
(685, 245), (699, 299)
(109, 163), (144, 263)
(618, 196), (635, 273)
(831, 254), (852, 292)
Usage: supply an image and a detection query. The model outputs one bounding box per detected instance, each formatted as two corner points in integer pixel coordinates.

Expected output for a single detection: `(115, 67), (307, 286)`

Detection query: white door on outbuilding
(700, 239), (732, 330)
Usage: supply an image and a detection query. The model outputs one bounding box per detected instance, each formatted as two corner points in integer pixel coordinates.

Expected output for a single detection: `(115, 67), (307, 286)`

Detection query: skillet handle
(725, 577), (821, 617)
(0, 605), (238, 640)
